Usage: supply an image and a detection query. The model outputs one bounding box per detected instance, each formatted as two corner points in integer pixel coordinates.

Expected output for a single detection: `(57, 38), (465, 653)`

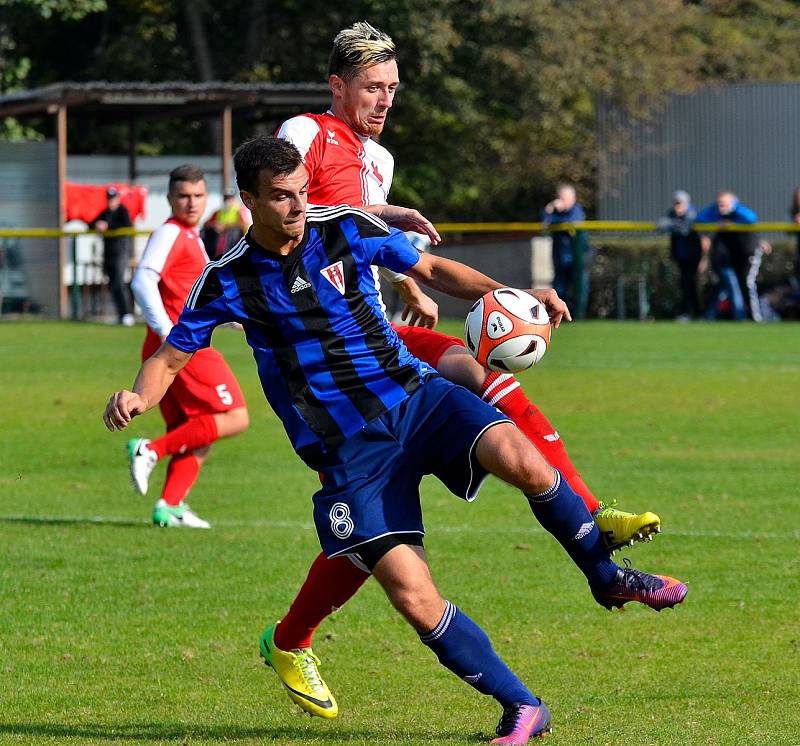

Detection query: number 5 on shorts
(216, 384), (233, 406)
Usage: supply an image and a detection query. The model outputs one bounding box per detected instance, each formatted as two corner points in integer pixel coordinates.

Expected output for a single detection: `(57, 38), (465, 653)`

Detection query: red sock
(480, 372), (601, 513)
(274, 552), (370, 650)
(150, 414), (218, 459)
(161, 453), (201, 506)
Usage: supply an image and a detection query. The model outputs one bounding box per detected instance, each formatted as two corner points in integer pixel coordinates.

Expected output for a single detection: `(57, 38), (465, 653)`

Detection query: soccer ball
(464, 288), (551, 373)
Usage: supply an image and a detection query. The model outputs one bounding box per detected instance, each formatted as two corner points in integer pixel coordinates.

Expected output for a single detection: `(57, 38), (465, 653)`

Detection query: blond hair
(328, 21), (396, 80)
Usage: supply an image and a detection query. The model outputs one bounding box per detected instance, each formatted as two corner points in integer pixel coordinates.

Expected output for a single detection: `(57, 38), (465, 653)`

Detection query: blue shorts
(311, 375), (511, 559)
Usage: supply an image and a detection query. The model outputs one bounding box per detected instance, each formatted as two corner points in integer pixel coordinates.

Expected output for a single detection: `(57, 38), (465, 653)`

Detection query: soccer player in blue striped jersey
(103, 137), (687, 744)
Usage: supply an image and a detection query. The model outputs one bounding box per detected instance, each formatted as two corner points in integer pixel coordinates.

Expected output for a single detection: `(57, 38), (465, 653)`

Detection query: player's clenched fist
(103, 390), (147, 431)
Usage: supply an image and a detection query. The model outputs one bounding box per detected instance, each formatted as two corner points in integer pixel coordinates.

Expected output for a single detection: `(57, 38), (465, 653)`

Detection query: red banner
(65, 182), (148, 224)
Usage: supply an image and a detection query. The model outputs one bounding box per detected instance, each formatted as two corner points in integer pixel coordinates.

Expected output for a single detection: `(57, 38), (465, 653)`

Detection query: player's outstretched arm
(405, 253), (503, 301)
(361, 204), (441, 245)
(407, 254), (572, 327)
(103, 342), (192, 432)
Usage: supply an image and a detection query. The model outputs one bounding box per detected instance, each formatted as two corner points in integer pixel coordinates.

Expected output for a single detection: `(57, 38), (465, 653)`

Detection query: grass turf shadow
(0, 721), (488, 743)
(0, 515), (149, 529)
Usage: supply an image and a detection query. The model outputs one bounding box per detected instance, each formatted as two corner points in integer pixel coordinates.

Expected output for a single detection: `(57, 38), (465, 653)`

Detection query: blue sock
(527, 469), (619, 588)
(420, 601), (539, 707)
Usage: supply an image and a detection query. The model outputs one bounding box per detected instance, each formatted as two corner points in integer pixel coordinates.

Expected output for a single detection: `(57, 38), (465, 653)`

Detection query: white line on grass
(0, 514), (797, 541)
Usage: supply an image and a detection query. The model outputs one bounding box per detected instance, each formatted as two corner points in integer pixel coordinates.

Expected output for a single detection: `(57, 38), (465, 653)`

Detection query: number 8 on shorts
(329, 502), (354, 539)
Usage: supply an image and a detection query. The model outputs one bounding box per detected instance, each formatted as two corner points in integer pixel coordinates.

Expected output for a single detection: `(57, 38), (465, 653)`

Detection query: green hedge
(586, 238), (797, 319)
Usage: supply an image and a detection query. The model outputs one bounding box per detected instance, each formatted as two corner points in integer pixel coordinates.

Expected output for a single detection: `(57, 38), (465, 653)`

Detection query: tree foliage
(2, 0), (800, 218)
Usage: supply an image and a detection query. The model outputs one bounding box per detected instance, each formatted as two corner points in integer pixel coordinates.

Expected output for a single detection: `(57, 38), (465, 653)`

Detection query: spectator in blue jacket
(696, 191), (770, 321)
(541, 184), (589, 317)
(658, 190), (702, 320)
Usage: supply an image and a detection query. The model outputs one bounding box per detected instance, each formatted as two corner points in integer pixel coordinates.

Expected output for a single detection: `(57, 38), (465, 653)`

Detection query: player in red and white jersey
(277, 111), (437, 323)
(262, 21), (663, 726)
(125, 164), (248, 528)
(277, 111), (393, 207)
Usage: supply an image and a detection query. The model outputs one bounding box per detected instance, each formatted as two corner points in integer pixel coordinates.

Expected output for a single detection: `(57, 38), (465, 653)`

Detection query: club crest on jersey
(326, 129), (339, 145)
(370, 162), (384, 185)
(320, 261), (346, 295)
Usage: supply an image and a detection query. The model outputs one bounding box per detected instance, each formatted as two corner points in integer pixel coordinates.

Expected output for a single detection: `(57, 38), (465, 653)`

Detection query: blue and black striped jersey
(167, 205), (434, 460)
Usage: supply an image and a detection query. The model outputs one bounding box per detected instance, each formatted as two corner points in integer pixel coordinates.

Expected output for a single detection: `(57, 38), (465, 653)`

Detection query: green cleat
(593, 501), (661, 553)
(151, 499), (210, 529)
(127, 437), (157, 496)
(259, 622), (338, 718)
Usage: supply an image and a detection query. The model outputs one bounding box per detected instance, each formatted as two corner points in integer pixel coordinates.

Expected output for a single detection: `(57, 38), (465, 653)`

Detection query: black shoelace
(618, 558), (662, 592)
(496, 702), (540, 736)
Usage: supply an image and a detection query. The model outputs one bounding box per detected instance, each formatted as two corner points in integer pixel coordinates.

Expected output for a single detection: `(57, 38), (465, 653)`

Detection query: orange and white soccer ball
(464, 288), (552, 373)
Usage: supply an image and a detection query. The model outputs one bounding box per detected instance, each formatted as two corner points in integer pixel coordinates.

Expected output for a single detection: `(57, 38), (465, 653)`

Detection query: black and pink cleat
(592, 559), (688, 611)
(491, 701), (552, 744)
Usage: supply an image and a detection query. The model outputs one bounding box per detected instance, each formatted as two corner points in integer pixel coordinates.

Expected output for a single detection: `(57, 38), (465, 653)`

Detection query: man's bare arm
(405, 252), (502, 299)
(102, 342), (193, 431)
(361, 204), (441, 245)
(392, 277), (439, 328)
(406, 253), (572, 327)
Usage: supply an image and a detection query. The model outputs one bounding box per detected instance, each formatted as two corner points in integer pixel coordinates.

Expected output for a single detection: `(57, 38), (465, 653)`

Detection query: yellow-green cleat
(593, 501), (661, 553)
(259, 622), (338, 719)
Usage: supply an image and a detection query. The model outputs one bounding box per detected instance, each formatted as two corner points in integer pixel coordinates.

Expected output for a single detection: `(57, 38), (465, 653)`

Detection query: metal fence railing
(1, 222), (798, 320)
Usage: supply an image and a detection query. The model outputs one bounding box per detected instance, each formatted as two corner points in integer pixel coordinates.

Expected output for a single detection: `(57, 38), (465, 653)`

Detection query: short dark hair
(233, 137), (303, 195)
(328, 21), (396, 81)
(169, 164), (205, 193)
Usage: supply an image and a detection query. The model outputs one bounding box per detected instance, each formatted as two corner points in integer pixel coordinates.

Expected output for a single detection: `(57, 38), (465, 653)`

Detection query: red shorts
(393, 324), (465, 368)
(142, 332), (246, 430)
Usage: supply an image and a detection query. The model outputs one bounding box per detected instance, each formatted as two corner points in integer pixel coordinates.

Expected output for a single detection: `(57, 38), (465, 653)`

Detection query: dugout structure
(0, 81), (329, 317)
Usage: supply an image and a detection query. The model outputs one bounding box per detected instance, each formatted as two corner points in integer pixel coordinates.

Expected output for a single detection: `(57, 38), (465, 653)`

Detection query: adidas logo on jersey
(326, 129), (339, 145)
(290, 276), (312, 294)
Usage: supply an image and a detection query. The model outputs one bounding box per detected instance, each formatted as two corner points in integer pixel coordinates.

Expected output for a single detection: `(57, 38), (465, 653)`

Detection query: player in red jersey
(127, 164), (249, 528)
(261, 22), (662, 724)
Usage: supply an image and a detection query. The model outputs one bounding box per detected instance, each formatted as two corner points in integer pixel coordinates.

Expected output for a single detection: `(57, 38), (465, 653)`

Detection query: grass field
(1, 319), (799, 746)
